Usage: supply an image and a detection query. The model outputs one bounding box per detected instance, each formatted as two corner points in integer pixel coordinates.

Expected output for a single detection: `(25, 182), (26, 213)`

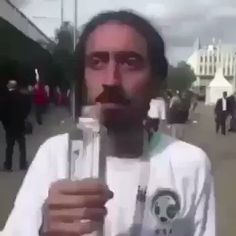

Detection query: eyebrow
(86, 51), (145, 60)
(86, 51), (109, 60)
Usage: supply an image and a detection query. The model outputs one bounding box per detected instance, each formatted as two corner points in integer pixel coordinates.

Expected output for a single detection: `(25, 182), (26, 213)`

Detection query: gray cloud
(18, 0), (236, 64)
(145, 0), (236, 48)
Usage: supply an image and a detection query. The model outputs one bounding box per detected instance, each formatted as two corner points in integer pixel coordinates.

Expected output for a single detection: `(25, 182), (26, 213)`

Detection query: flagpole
(73, 0), (78, 49)
(72, 0), (78, 122)
(60, 0), (64, 25)
(234, 53), (236, 93)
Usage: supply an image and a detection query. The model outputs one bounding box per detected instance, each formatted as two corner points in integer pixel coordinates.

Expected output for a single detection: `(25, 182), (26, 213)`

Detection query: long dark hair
(74, 10), (168, 116)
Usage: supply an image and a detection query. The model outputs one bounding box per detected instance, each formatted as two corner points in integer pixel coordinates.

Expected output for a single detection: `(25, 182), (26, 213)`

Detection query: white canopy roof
(208, 68), (232, 88)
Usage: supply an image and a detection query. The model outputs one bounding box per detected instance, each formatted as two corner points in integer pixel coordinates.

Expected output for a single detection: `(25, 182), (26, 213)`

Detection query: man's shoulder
(33, 133), (69, 167)
(43, 133), (68, 148)
(151, 134), (210, 171)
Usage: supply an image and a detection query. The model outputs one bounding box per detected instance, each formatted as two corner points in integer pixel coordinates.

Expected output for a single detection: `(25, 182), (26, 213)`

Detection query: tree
(37, 39), (55, 54)
(52, 22), (77, 90)
(167, 61), (196, 92)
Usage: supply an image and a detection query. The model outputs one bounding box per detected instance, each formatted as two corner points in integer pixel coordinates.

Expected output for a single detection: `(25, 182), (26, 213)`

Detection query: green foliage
(52, 22), (76, 90)
(167, 61), (196, 92)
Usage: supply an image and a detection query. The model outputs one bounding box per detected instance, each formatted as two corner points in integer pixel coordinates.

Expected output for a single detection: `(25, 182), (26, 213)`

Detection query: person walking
(215, 91), (230, 135)
(146, 95), (166, 134)
(2, 80), (31, 171)
(228, 92), (236, 132)
(33, 81), (48, 125)
(190, 92), (198, 122)
(169, 92), (187, 140)
(181, 91), (191, 122)
(0, 83), (8, 128)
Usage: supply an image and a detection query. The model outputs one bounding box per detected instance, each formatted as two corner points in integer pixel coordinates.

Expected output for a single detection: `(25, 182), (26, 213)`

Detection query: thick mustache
(95, 85), (130, 105)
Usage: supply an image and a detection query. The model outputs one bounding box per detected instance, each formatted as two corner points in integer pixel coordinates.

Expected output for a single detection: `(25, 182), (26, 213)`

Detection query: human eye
(86, 53), (108, 70)
(125, 56), (140, 67)
(119, 54), (144, 70)
(87, 57), (106, 70)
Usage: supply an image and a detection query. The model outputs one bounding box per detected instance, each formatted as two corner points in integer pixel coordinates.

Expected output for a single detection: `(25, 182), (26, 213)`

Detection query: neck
(106, 125), (144, 158)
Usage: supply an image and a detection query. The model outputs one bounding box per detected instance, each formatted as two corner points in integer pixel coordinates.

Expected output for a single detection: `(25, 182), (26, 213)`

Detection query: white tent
(205, 68), (233, 105)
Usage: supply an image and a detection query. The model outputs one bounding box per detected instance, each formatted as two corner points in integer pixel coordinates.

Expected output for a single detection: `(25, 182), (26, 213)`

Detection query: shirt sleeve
(2, 140), (55, 236)
(193, 153), (216, 236)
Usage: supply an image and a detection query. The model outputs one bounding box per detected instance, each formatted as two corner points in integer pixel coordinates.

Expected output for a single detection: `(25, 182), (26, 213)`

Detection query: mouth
(95, 85), (130, 105)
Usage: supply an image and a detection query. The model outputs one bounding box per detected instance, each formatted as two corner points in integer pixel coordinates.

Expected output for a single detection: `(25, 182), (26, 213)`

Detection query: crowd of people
(147, 89), (236, 139)
(0, 79), (71, 172)
(29, 83), (71, 125)
(147, 89), (198, 140)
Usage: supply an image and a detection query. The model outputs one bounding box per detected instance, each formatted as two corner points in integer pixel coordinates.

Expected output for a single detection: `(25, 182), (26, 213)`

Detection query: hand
(43, 179), (113, 235)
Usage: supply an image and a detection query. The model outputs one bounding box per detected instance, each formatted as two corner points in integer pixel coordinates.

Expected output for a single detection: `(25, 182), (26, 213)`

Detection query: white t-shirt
(1, 133), (215, 236)
(148, 98), (166, 120)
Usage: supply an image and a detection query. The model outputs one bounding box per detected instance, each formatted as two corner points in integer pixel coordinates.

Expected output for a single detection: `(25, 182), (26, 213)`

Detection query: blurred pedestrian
(169, 92), (187, 140)
(2, 80), (31, 171)
(0, 83), (8, 128)
(228, 92), (236, 132)
(215, 91), (230, 135)
(146, 95), (166, 134)
(33, 81), (48, 125)
(181, 91), (191, 122)
(190, 92), (198, 122)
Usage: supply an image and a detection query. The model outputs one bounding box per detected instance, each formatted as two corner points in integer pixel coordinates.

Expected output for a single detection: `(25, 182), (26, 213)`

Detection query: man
(169, 91), (181, 110)
(190, 92), (198, 123)
(146, 95), (166, 135)
(2, 11), (215, 236)
(215, 91), (230, 135)
(0, 82), (8, 127)
(33, 81), (48, 125)
(2, 80), (31, 171)
(228, 92), (236, 132)
(168, 91), (187, 140)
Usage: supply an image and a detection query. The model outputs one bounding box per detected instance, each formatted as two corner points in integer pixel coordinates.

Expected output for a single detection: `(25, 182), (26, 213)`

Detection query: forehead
(86, 22), (148, 55)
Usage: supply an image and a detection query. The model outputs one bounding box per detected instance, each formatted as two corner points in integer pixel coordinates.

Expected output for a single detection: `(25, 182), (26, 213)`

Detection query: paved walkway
(0, 105), (75, 229)
(0, 103), (236, 235)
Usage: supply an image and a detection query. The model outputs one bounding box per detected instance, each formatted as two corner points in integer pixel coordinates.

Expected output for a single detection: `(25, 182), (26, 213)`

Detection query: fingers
(51, 179), (111, 195)
(48, 193), (112, 209)
(45, 179), (112, 235)
(49, 207), (107, 222)
(46, 220), (103, 236)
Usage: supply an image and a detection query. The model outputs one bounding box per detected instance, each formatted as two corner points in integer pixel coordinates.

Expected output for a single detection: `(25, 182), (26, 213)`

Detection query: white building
(0, 0), (53, 46)
(187, 38), (236, 96)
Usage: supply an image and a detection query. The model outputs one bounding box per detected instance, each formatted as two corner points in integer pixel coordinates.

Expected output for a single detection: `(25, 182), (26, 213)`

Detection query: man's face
(84, 22), (155, 128)
(223, 92), (227, 98)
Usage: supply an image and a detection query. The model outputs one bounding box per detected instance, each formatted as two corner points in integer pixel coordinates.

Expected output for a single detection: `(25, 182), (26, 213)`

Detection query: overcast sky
(10, 0), (236, 65)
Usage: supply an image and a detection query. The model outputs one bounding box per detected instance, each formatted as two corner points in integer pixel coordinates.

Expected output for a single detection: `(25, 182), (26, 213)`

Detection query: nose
(104, 60), (121, 86)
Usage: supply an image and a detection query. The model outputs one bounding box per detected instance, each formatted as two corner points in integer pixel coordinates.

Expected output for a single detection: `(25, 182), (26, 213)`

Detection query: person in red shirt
(33, 81), (48, 125)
